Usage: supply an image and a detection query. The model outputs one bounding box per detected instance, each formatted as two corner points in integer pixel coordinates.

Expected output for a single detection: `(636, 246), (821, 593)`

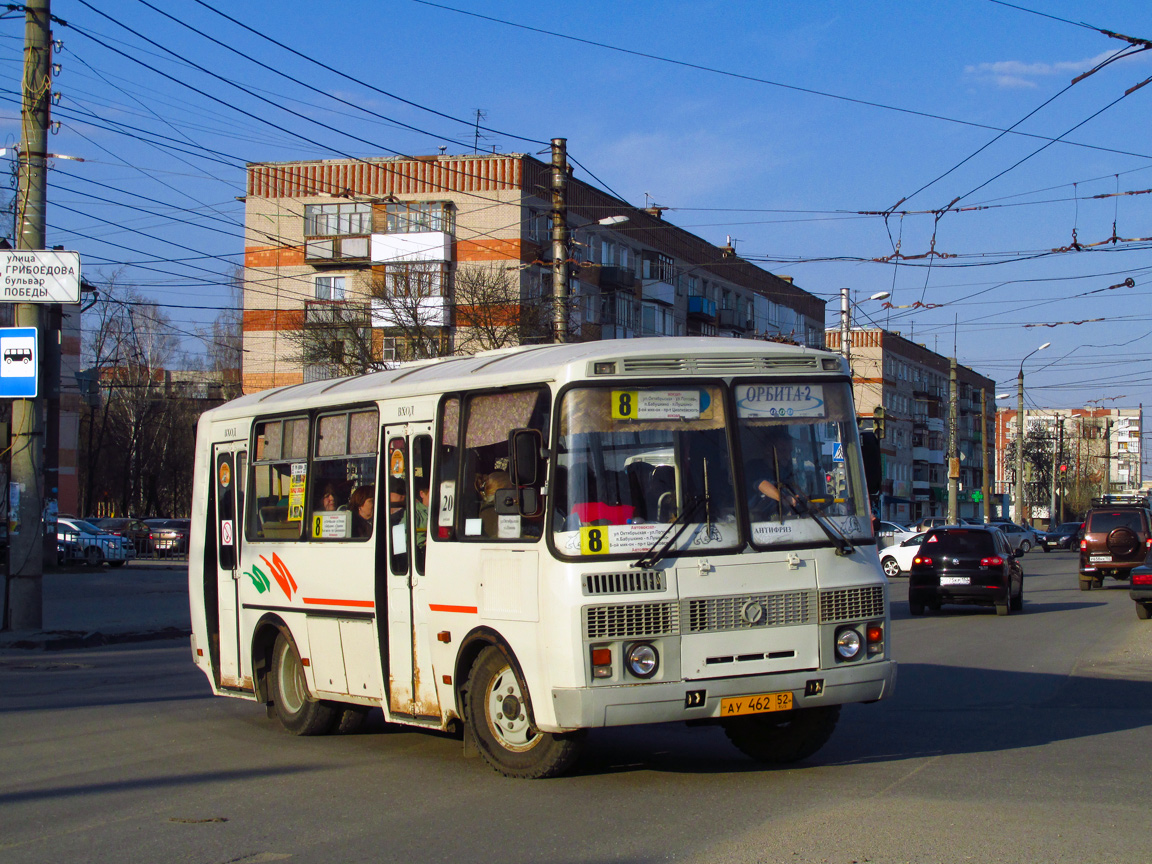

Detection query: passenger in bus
(476, 470), (510, 537)
(350, 485), (375, 537)
(387, 476), (407, 527)
(413, 477), (429, 549)
(319, 483), (340, 512)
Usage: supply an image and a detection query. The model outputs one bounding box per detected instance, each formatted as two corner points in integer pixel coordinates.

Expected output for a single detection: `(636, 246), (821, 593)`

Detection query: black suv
(908, 525), (1024, 617)
(1078, 494), (1152, 591)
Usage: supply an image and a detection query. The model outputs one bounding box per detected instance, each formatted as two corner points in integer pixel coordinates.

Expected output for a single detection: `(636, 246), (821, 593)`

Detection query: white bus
(189, 337), (895, 777)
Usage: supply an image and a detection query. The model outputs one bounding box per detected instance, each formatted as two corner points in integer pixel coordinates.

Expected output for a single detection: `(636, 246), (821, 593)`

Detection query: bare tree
(453, 264), (550, 353)
(368, 263), (449, 361)
(198, 265), (244, 397)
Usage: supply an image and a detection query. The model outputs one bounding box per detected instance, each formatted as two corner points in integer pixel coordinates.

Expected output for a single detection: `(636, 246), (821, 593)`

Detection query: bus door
(212, 442), (247, 690)
(379, 423), (440, 720)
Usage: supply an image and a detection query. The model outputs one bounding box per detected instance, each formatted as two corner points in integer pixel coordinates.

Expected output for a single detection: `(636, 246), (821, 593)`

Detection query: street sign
(832, 442), (844, 463)
(0, 327), (38, 397)
(0, 249), (81, 303)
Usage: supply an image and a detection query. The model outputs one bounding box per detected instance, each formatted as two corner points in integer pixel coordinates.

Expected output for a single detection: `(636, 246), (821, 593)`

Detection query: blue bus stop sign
(0, 327), (38, 398)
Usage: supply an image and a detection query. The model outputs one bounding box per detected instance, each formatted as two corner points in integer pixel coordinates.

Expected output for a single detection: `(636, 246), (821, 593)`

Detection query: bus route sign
(0, 327), (38, 398)
(0, 250), (81, 303)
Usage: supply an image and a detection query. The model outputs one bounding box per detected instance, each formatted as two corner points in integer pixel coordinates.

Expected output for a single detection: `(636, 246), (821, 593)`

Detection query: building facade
(240, 153), (826, 393)
(995, 407), (1143, 523)
(826, 327), (996, 524)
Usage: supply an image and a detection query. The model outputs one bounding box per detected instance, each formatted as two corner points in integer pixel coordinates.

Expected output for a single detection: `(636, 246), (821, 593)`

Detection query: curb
(0, 626), (191, 652)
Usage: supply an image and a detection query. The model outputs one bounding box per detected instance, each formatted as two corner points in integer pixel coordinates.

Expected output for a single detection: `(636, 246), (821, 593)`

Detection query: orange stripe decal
(429, 604), (478, 614)
(301, 597), (375, 608)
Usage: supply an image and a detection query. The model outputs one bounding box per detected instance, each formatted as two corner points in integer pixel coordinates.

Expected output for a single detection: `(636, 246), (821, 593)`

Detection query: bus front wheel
(270, 634), (337, 736)
(463, 645), (583, 779)
(722, 704), (841, 764)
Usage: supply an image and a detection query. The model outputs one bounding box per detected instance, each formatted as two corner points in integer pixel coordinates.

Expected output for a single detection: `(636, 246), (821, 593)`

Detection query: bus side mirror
(860, 430), (882, 497)
(509, 428), (541, 487)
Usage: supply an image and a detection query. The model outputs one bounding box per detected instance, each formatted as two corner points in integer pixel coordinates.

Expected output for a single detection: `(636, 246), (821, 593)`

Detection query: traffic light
(873, 406), (885, 439)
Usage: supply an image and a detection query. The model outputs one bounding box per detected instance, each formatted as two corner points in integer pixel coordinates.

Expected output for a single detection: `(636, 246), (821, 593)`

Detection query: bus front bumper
(547, 659), (896, 731)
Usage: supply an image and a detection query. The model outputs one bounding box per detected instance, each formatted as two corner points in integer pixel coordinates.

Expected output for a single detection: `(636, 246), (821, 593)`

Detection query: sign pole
(6, 0), (50, 631)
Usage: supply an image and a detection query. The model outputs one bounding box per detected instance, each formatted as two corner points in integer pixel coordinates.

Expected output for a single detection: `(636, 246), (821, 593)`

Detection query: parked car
(1039, 522), (1083, 552)
(879, 531), (928, 578)
(908, 525), (1024, 616)
(1079, 494), (1152, 591)
(145, 518), (190, 554)
(991, 522), (1039, 554)
(56, 516), (135, 567)
(912, 516), (950, 532)
(91, 517), (154, 557)
(1130, 565), (1152, 620)
(875, 520), (919, 550)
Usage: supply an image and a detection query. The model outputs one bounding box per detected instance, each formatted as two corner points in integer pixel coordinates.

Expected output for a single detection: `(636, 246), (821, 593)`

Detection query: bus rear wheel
(463, 645), (583, 779)
(271, 633), (337, 735)
(722, 705), (841, 764)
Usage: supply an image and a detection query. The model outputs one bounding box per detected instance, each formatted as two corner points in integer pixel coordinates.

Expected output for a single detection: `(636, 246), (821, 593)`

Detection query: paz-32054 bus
(189, 337), (895, 777)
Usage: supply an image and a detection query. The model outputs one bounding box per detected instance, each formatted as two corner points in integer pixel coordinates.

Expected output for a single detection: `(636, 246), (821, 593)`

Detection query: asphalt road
(2, 550), (1149, 864)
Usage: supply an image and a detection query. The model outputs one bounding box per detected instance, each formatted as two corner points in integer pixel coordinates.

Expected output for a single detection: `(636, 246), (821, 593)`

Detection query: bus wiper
(633, 494), (707, 570)
(779, 482), (855, 556)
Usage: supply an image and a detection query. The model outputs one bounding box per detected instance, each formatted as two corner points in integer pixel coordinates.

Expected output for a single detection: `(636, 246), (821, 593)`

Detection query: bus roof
(206, 337), (843, 421)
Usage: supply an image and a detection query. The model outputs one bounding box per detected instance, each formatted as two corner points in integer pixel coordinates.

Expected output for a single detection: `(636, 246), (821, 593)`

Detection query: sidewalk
(0, 560), (191, 651)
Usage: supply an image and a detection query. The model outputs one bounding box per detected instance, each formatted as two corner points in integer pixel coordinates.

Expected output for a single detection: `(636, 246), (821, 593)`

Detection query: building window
(305, 202), (371, 237)
(384, 201), (454, 234)
(382, 263), (447, 297)
(315, 275), (346, 301)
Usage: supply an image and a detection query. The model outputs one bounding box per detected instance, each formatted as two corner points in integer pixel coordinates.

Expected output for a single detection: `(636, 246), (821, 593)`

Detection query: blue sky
(3, 1), (1151, 436)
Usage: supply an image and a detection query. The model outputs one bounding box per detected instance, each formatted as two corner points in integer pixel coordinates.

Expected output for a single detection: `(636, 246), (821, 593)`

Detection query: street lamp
(1014, 342), (1050, 523)
(839, 289), (891, 370)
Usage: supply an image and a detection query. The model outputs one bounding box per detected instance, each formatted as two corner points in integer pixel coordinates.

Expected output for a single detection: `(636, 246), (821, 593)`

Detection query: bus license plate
(720, 691), (792, 717)
(940, 576), (970, 585)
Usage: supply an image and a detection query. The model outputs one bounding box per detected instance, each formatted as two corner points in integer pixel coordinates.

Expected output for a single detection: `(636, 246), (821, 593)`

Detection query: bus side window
(413, 435), (431, 573)
(433, 396), (460, 541)
(311, 408), (379, 542)
(248, 417), (310, 541)
(459, 388), (549, 541)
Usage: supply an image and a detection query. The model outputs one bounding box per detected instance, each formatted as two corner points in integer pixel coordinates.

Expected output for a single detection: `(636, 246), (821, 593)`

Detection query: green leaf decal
(246, 565), (270, 594)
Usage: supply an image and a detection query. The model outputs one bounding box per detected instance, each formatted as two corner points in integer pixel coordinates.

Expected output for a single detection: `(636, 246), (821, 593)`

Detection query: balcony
(304, 235), (370, 264)
(370, 231), (451, 264)
(371, 295), (449, 328)
(641, 280), (675, 305)
(926, 417), (945, 433)
(717, 308), (746, 330)
(687, 295), (717, 320)
(599, 266), (637, 292)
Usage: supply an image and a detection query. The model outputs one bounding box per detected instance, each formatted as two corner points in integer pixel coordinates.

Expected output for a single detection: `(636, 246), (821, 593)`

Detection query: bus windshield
(734, 380), (871, 547)
(553, 385), (740, 559)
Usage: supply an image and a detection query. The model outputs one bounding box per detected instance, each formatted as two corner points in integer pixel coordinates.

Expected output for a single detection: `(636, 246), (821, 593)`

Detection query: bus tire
(463, 645), (583, 779)
(270, 633), (337, 736)
(722, 704), (840, 764)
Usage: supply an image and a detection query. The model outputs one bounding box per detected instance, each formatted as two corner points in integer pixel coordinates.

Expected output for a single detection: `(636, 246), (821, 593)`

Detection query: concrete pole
(947, 357), (958, 523)
(1057, 417), (1065, 523)
(981, 388), (991, 522)
(839, 286), (850, 371)
(6, 0), (49, 631)
(1049, 416), (1058, 528)
(550, 138), (569, 343)
(1016, 365), (1025, 525)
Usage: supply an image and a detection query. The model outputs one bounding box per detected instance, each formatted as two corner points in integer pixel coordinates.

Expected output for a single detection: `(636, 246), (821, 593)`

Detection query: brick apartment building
(240, 151), (827, 393)
(826, 327), (996, 524)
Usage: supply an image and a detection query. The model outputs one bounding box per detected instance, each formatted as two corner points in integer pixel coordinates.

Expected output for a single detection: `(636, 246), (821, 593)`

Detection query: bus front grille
(819, 585), (886, 622)
(684, 590), (814, 632)
(584, 602), (679, 639)
(583, 570), (665, 596)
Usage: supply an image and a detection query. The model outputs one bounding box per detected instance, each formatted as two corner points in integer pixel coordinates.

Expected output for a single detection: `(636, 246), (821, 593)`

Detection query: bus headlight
(835, 627), (862, 661)
(625, 642), (659, 678)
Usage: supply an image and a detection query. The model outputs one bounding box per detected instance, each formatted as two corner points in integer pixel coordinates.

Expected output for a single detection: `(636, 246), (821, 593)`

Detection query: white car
(56, 516), (134, 567)
(878, 531), (929, 578)
(875, 520), (920, 550)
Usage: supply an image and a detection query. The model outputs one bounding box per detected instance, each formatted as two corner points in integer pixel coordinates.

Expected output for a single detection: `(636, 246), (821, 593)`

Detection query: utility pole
(947, 357), (958, 523)
(6, 0), (50, 630)
(839, 286), (850, 372)
(1057, 416), (1065, 523)
(1103, 416), (1112, 497)
(1016, 371), (1025, 524)
(550, 138), (569, 344)
(1049, 417), (1058, 529)
(981, 389), (991, 522)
